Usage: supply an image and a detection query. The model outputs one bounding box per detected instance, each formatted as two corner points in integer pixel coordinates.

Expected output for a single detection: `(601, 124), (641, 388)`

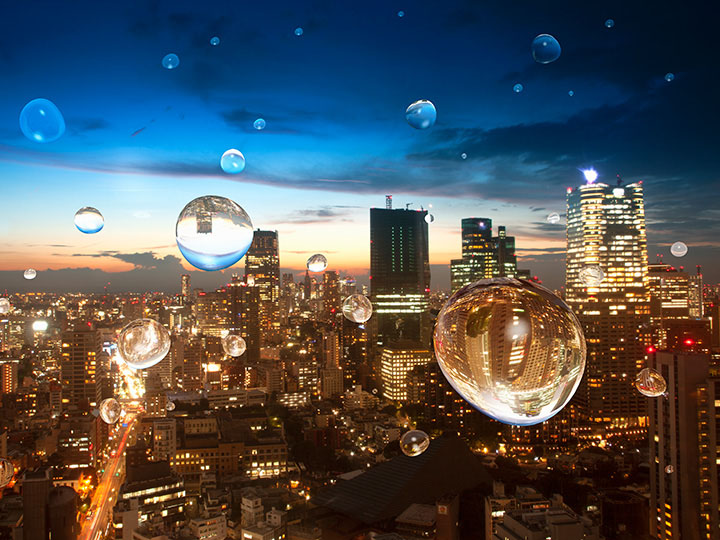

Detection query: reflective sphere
(74, 207), (104, 234)
(605, 19), (615, 28)
(665, 465), (674, 474)
(166, 401), (176, 411)
(665, 72), (675, 82)
(398, 10), (405, 17)
(461, 152), (467, 159)
(306, 253), (328, 272)
(294, 27), (304, 36)
(405, 100), (437, 129)
(220, 149), (246, 174)
(635, 367), (667, 397)
(513, 83), (524, 93)
(0, 298), (10, 315)
(222, 334), (247, 357)
(400, 430), (430, 457)
(670, 241), (688, 258)
(210, 36), (220, 46)
(568, 90), (575, 97)
(342, 294), (373, 323)
(0, 459), (13, 488)
(23, 269), (37, 280)
(19, 98), (66, 143)
(99, 398), (122, 424)
(579, 265), (604, 287)
(118, 318), (171, 370)
(425, 214), (434, 224)
(434, 278), (586, 426)
(175, 195), (254, 271)
(531, 34), (562, 64)
(547, 212), (560, 224)
(253, 118), (266, 130)
(162, 53), (180, 69)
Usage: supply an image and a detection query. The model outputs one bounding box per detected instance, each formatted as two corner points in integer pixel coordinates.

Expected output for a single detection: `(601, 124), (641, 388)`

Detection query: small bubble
(222, 334), (247, 357)
(461, 152), (467, 160)
(531, 34), (562, 64)
(568, 90), (575, 97)
(579, 265), (604, 286)
(400, 430), (430, 457)
(162, 53), (180, 69)
(253, 118), (266, 130)
(665, 72), (675, 82)
(74, 207), (104, 234)
(0, 460), (13, 488)
(670, 241), (687, 257)
(635, 368), (667, 397)
(513, 83), (524, 93)
(0, 298), (9, 315)
(210, 36), (220, 46)
(398, 10), (405, 17)
(405, 100), (437, 129)
(605, 19), (615, 28)
(547, 212), (560, 224)
(99, 398), (122, 424)
(118, 318), (171, 369)
(342, 294), (373, 323)
(19, 98), (65, 143)
(665, 465), (674, 474)
(220, 149), (246, 174)
(294, 27), (304, 36)
(425, 214), (434, 224)
(307, 253), (328, 272)
(24, 269), (37, 280)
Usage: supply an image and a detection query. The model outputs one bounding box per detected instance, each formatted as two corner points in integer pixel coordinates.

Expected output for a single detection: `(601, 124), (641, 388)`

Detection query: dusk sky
(1, 0), (718, 293)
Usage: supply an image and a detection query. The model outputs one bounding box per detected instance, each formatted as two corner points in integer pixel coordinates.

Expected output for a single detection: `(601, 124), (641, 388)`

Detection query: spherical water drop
(547, 212), (560, 224)
(0, 298), (10, 315)
(635, 368), (667, 397)
(434, 278), (586, 426)
(0, 459), (13, 488)
(400, 430), (430, 457)
(166, 401), (176, 411)
(461, 152), (467, 160)
(220, 149), (246, 174)
(175, 196), (254, 271)
(579, 265), (604, 286)
(665, 465), (674, 474)
(664, 72), (675, 82)
(425, 214), (434, 224)
(670, 241), (688, 258)
(294, 27), (304, 36)
(118, 318), (171, 370)
(405, 100), (437, 129)
(531, 34), (562, 64)
(605, 19), (615, 28)
(513, 83), (524, 93)
(307, 253), (328, 272)
(74, 207), (104, 234)
(253, 118), (266, 130)
(222, 334), (247, 357)
(210, 36), (220, 46)
(342, 294), (373, 324)
(568, 90), (575, 97)
(99, 398), (122, 424)
(19, 98), (65, 143)
(24, 269), (37, 280)
(162, 53), (180, 69)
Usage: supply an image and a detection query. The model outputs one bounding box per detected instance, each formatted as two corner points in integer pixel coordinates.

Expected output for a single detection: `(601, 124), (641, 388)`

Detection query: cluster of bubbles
(162, 53), (180, 69)
(24, 269), (37, 280)
(531, 34), (562, 64)
(341, 294), (373, 324)
(670, 241), (688, 258)
(222, 334), (247, 357)
(0, 459), (13, 488)
(220, 149), (246, 174)
(547, 212), (561, 224)
(74, 207), (104, 234)
(0, 298), (10, 315)
(253, 118), (266, 130)
(210, 36), (220, 46)
(405, 100), (437, 129)
(634, 367), (667, 397)
(118, 318), (171, 370)
(19, 98), (65, 143)
(513, 83), (524, 93)
(424, 214), (434, 224)
(579, 265), (604, 287)
(306, 253), (328, 272)
(175, 195), (254, 271)
(434, 278), (586, 425)
(399, 430), (430, 457)
(99, 398), (122, 424)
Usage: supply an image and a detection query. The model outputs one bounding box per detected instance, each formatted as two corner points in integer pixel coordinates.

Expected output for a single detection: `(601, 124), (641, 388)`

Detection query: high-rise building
(22, 468), (50, 540)
(245, 230), (280, 341)
(194, 287), (229, 337)
(648, 262), (692, 323)
(380, 342), (432, 401)
(565, 179), (650, 424)
(48, 486), (79, 540)
(60, 325), (100, 407)
(322, 271), (341, 322)
(181, 274), (191, 302)
(0, 359), (18, 394)
(229, 276), (260, 364)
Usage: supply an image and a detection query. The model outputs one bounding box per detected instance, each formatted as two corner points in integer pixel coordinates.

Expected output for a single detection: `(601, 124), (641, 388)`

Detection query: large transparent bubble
(531, 34), (562, 64)
(670, 241), (687, 257)
(99, 398), (122, 424)
(434, 278), (586, 426)
(0, 298), (9, 315)
(306, 253), (328, 272)
(405, 100), (437, 129)
(24, 269), (37, 280)
(634, 368), (666, 397)
(19, 98), (65, 143)
(118, 318), (171, 370)
(175, 195), (254, 271)
(342, 294), (373, 323)
(74, 207), (104, 234)
(0, 459), (13, 488)
(222, 334), (247, 357)
(579, 265), (604, 287)
(400, 430), (430, 457)
(162, 53), (180, 69)
(220, 149), (246, 174)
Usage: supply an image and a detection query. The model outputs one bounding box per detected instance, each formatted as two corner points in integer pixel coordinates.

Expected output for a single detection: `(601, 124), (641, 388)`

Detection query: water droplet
(222, 334), (247, 357)
(665, 465), (674, 474)
(397, 10), (405, 17)
(434, 278), (586, 425)
(400, 430), (430, 457)
(24, 269), (37, 280)
(118, 318), (171, 369)
(605, 19), (615, 28)
(513, 83), (524, 93)
(166, 401), (176, 411)
(162, 53), (180, 70)
(461, 152), (467, 160)
(0, 459), (13, 488)
(220, 149), (246, 174)
(99, 398), (122, 424)
(19, 98), (65, 143)
(342, 294), (373, 323)
(175, 196), (254, 271)
(635, 367), (667, 397)
(74, 207), (104, 234)
(253, 118), (266, 130)
(306, 253), (328, 272)
(531, 34), (562, 64)
(568, 90), (575, 97)
(405, 100), (437, 129)
(210, 36), (220, 46)
(579, 265), (604, 286)
(547, 212), (560, 224)
(0, 299), (10, 315)
(425, 214), (434, 224)
(665, 72), (675, 82)
(294, 27), (304, 36)
(670, 241), (688, 258)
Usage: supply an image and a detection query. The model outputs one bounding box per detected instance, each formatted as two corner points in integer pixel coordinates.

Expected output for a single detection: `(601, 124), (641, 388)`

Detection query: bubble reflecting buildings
(665, 465), (674, 474)
(400, 430), (430, 457)
(531, 34), (562, 64)
(0, 459), (13, 488)
(24, 269), (36, 280)
(405, 100), (437, 129)
(220, 149), (246, 174)
(0, 298), (9, 315)
(425, 214), (434, 224)
(634, 368), (667, 397)
(74, 207), (104, 234)
(342, 294), (373, 324)
(253, 118), (266, 130)
(306, 253), (328, 272)
(166, 401), (176, 411)
(579, 265), (604, 287)
(433, 278), (586, 425)
(547, 212), (560, 224)
(175, 196), (254, 271)
(670, 241), (688, 257)
(162, 53), (180, 69)
(118, 318), (171, 370)
(19, 98), (66, 143)
(513, 83), (523, 93)
(222, 334), (247, 357)
(99, 398), (122, 424)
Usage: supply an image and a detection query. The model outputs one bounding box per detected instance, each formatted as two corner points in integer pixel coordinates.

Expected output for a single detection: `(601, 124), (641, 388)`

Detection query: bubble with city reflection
(0, 298), (9, 315)
(222, 334), (247, 357)
(19, 98), (65, 143)
(99, 398), (122, 424)
(74, 207), (104, 234)
(670, 241), (688, 257)
(405, 100), (436, 129)
(634, 368), (666, 397)
(0, 459), (13, 488)
(531, 34), (561, 64)
(579, 265), (604, 287)
(665, 465), (674, 474)
(434, 278), (586, 426)
(166, 401), (176, 411)
(306, 253), (328, 272)
(342, 294), (373, 324)
(399, 430), (430, 457)
(118, 318), (171, 370)
(23, 269), (37, 280)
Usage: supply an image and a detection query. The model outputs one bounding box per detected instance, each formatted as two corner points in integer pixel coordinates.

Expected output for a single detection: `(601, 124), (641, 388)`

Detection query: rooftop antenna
(385, 195), (392, 209)
(405, 203), (413, 210)
(616, 173), (623, 186)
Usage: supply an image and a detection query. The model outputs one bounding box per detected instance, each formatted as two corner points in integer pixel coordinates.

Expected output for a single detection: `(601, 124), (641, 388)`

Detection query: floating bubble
(118, 318), (171, 370)
(371, 388), (378, 395)
(461, 152), (467, 160)
(0, 299), (9, 315)
(665, 72), (675, 82)
(162, 53), (180, 69)
(398, 10), (405, 17)
(405, 100), (437, 130)
(605, 19), (615, 28)
(175, 196), (254, 271)
(531, 34), (562, 64)
(74, 207), (104, 234)
(99, 398), (122, 424)
(400, 430), (430, 457)
(306, 253), (328, 272)
(635, 368), (667, 397)
(210, 36), (220, 46)
(579, 265), (604, 287)
(434, 278), (586, 426)
(665, 465), (674, 474)
(166, 401), (176, 411)
(670, 241), (687, 257)
(513, 83), (524, 93)
(220, 149), (246, 174)
(0, 459), (13, 488)
(294, 27), (304, 36)
(342, 294), (373, 324)
(19, 98), (65, 143)
(222, 334), (247, 357)
(425, 214), (434, 224)
(253, 118), (266, 130)
(547, 212), (560, 224)
(24, 269), (37, 280)
(32, 320), (48, 332)
(568, 90), (574, 97)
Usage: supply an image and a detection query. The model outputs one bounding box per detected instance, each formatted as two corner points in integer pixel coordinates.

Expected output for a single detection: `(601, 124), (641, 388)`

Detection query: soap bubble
(670, 241), (687, 257)
(461, 153), (467, 160)
(166, 401), (176, 411)
(605, 19), (615, 28)
(513, 83), (524, 93)
(634, 367), (666, 397)
(405, 100), (437, 129)
(0, 459), (13, 488)
(0, 299), (9, 315)
(665, 72), (675, 82)
(24, 269), (37, 280)
(579, 265), (604, 287)
(162, 53), (180, 69)
(531, 34), (562, 64)
(433, 278), (586, 426)
(210, 36), (220, 46)
(74, 207), (104, 234)
(118, 318), (171, 370)
(220, 149), (246, 174)
(400, 430), (430, 457)
(547, 212), (560, 224)
(342, 294), (373, 324)
(175, 195), (254, 271)
(253, 118), (266, 130)
(398, 10), (405, 17)
(19, 98), (65, 143)
(99, 398), (122, 424)
(665, 465), (674, 474)
(294, 27), (304, 36)
(222, 334), (247, 357)
(306, 253), (328, 272)
(425, 214), (434, 224)
(568, 90), (575, 97)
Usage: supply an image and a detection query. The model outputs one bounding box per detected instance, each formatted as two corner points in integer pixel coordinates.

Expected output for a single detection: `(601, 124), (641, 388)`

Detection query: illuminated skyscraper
(245, 230), (280, 341)
(60, 325), (99, 407)
(380, 342), (432, 401)
(229, 275), (260, 364)
(322, 271), (341, 322)
(648, 262), (691, 323)
(0, 359), (18, 394)
(181, 274), (190, 302)
(565, 178), (650, 423)
(194, 287), (229, 337)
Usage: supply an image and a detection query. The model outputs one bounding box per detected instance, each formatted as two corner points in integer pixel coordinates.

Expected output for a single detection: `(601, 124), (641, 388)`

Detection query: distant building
(0, 359), (18, 394)
(60, 325), (100, 407)
(181, 274), (191, 301)
(380, 343), (432, 401)
(245, 230), (280, 342)
(22, 468), (50, 540)
(229, 276), (261, 364)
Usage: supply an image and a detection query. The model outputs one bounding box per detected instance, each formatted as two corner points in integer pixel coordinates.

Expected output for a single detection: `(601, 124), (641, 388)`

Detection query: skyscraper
(565, 179), (650, 424)
(181, 274), (191, 302)
(23, 468), (50, 540)
(229, 275), (260, 364)
(245, 230), (280, 341)
(380, 342), (432, 401)
(322, 271), (341, 322)
(60, 325), (99, 407)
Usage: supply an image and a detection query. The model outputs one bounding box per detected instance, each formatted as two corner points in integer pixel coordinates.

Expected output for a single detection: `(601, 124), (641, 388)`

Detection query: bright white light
(32, 320), (48, 332)
(613, 187), (625, 197)
(582, 168), (598, 183)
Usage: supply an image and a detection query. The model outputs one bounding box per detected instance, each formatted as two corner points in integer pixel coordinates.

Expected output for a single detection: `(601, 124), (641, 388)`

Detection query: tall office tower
(322, 271), (341, 321)
(649, 351), (719, 540)
(181, 274), (191, 302)
(689, 266), (704, 318)
(0, 359), (18, 394)
(379, 342), (432, 401)
(23, 468), (50, 540)
(60, 325), (99, 407)
(48, 486), (79, 540)
(369, 201), (430, 347)
(566, 179), (650, 424)
(229, 275), (260, 364)
(320, 328), (341, 368)
(340, 316), (369, 387)
(194, 287), (229, 337)
(494, 226), (518, 277)
(245, 230), (280, 342)
(648, 262), (692, 323)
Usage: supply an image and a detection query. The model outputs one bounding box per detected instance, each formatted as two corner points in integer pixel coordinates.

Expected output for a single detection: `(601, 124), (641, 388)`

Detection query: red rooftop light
(684, 338), (695, 346)
(646, 345), (656, 354)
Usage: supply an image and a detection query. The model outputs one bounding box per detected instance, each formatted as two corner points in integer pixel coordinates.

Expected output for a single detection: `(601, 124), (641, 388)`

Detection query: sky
(0, 0), (719, 293)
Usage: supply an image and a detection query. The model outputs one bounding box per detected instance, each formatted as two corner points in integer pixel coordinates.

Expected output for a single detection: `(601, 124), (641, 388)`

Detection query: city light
(582, 168), (598, 183)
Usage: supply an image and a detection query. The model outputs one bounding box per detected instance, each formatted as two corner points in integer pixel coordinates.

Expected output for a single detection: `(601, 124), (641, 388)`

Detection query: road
(78, 414), (137, 540)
